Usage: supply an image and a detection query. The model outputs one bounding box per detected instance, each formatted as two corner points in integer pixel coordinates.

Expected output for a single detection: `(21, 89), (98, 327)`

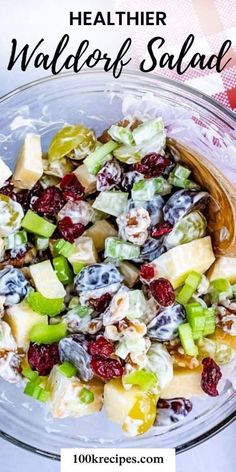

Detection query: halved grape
(165, 211), (207, 248)
(163, 189), (209, 225)
(48, 125), (96, 161)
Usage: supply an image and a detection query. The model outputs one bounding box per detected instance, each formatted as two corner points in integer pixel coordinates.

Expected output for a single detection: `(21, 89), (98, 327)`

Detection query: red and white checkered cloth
(116, 0), (236, 112)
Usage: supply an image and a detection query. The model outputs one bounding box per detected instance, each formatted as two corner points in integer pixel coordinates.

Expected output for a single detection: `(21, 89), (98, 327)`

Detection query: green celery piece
(59, 361), (77, 378)
(24, 381), (41, 399)
(92, 191), (128, 217)
(168, 174), (200, 190)
(27, 291), (64, 317)
(30, 322), (67, 344)
(79, 387), (94, 404)
(176, 284), (194, 305)
(123, 369), (157, 391)
(178, 323), (198, 356)
(37, 389), (50, 403)
(125, 290), (146, 320)
(131, 177), (172, 201)
(71, 261), (85, 274)
(210, 278), (231, 293)
(84, 140), (118, 175)
(172, 164), (191, 180)
(22, 366), (39, 382)
(22, 210), (56, 238)
(185, 271), (202, 290)
(68, 296), (80, 309)
(192, 330), (204, 340)
(5, 230), (28, 250)
(35, 236), (49, 251)
(52, 239), (75, 258)
(186, 302), (204, 318)
(132, 118), (164, 145)
(72, 305), (93, 318)
(53, 256), (73, 284)
(203, 319), (216, 336)
(104, 237), (140, 260)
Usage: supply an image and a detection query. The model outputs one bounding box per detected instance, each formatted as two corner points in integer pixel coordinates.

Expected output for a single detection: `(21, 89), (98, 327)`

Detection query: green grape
(0, 195), (24, 236)
(165, 211), (207, 248)
(197, 337), (235, 365)
(48, 125), (96, 161)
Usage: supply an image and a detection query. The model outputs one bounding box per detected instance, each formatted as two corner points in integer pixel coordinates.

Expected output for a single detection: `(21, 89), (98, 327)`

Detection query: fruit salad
(0, 117), (235, 437)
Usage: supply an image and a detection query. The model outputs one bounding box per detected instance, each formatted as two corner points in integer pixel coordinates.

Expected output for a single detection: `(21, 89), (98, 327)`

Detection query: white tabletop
(0, 421), (235, 472)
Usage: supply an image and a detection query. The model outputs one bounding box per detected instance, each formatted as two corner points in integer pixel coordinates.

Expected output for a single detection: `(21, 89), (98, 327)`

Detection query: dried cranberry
(150, 278), (175, 306)
(156, 397), (192, 426)
(135, 153), (171, 179)
(60, 174), (84, 201)
(0, 179), (15, 198)
(201, 357), (222, 397)
(151, 222), (173, 239)
(27, 342), (60, 376)
(91, 356), (124, 380)
(32, 186), (65, 218)
(89, 293), (112, 312)
(58, 216), (85, 242)
(140, 264), (155, 281)
(97, 160), (122, 192)
(89, 336), (115, 357)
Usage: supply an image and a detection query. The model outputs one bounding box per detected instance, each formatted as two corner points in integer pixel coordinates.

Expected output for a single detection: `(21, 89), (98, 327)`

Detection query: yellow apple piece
(4, 302), (48, 349)
(152, 236), (215, 288)
(161, 367), (204, 398)
(104, 378), (157, 435)
(47, 366), (104, 418)
(68, 236), (98, 267)
(12, 134), (43, 189)
(30, 260), (66, 299)
(207, 256), (236, 283)
(73, 164), (97, 195)
(84, 220), (117, 251)
(119, 261), (140, 288)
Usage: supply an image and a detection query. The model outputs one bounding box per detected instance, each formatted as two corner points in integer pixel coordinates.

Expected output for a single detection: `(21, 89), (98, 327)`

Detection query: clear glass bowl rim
(0, 69), (235, 460)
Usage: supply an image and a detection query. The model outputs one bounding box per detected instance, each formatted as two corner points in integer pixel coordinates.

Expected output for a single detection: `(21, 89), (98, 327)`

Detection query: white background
(0, 1), (235, 470)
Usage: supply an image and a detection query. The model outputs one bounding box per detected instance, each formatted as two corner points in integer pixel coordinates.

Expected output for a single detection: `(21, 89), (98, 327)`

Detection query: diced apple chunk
(68, 236), (98, 266)
(207, 256), (236, 283)
(161, 368), (204, 398)
(0, 158), (12, 188)
(73, 164), (97, 195)
(4, 302), (47, 349)
(104, 379), (143, 425)
(119, 261), (139, 288)
(47, 366), (103, 418)
(152, 236), (215, 289)
(84, 220), (117, 251)
(30, 260), (66, 299)
(12, 134), (43, 189)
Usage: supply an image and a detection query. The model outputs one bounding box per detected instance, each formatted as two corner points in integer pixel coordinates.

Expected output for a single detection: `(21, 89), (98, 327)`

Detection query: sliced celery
(22, 210), (56, 237)
(92, 191), (128, 217)
(27, 291), (64, 317)
(79, 387), (94, 404)
(131, 177), (172, 201)
(178, 323), (198, 356)
(105, 237), (140, 260)
(123, 369), (157, 391)
(52, 239), (75, 258)
(59, 361), (77, 378)
(185, 271), (202, 290)
(176, 284), (194, 305)
(53, 256), (73, 284)
(84, 140), (118, 175)
(35, 236), (49, 251)
(29, 322), (67, 344)
(210, 278), (231, 293)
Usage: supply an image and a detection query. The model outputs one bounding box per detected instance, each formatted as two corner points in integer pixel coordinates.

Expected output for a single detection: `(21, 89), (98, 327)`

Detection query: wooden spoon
(167, 138), (236, 256)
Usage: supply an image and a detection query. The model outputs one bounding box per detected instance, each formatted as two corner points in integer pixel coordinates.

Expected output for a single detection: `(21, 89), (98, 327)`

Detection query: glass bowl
(0, 70), (235, 460)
